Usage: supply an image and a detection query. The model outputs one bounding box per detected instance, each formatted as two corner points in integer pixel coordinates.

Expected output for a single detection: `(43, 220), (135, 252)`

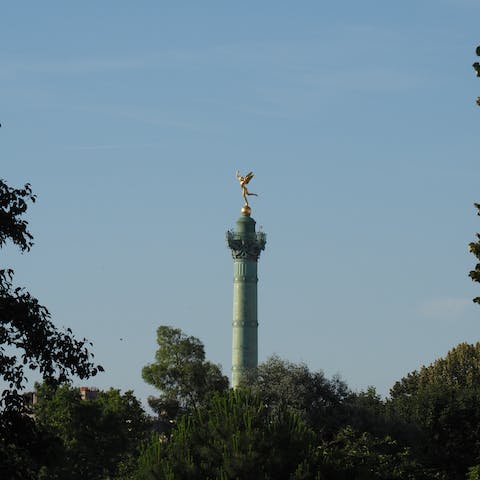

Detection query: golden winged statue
(236, 170), (258, 207)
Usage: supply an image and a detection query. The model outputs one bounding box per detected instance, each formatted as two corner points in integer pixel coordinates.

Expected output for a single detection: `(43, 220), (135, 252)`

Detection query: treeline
(135, 328), (480, 480)
(7, 330), (480, 480)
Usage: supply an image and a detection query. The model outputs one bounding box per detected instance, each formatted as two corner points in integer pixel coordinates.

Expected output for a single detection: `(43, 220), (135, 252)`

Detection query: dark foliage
(469, 203), (480, 303)
(34, 383), (151, 480)
(0, 179), (102, 479)
(243, 355), (349, 438)
(0, 180), (36, 251)
(388, 343), (480, 479)
(135, 389), (319, 480)
(474, 46), (480, 105)
(142, 326), (228, 423)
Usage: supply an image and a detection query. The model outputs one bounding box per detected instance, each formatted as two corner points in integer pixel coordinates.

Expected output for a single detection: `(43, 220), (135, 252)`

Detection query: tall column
(227, 207), (266, 388)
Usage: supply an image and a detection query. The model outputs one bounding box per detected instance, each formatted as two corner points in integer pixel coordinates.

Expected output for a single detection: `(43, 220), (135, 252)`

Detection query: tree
(317, 425), (427, 480)
(243, 355), (349, 437)
(134, 389), (320, 480)
(342, 387), (395, 440)
(390, 343), (480, 395)
(388, 343), (480, 479)
(469, 203), (480, 303)
(142, 326), (228, 420)
(135, 388), (424, 480)
(33, 383), (151, 480)
(0, 179), (102, 479)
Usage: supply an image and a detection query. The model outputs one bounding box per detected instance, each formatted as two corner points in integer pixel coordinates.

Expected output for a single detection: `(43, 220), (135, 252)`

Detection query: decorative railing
(226, 230), (267, 261)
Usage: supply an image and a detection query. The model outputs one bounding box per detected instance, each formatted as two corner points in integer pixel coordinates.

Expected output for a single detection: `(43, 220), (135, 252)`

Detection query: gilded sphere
(241, 205), (252, 216)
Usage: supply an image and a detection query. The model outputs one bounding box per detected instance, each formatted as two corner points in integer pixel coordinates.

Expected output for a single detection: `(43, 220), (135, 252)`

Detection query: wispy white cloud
(0, 33), (428, 125)
(72, 103), (222, 133)
(63, 143), (160, 151)
(417, 297), (472, 319)
(442, 0), (479, 7)
(1, 27), (426, 88)
(3, 55), (154, 75)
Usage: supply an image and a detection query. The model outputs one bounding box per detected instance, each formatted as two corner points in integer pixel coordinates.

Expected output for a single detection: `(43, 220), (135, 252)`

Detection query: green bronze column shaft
(227, 212), (266, 388)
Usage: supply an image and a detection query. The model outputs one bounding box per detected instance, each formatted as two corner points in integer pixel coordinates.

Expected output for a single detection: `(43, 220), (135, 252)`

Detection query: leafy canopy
(243, 354), (349, 436)
(135, 389), (318, 480)
(142, 325), (228, 419)
(34, 383), (151, 480)
(0, 179), (102, 413)
(0, 179), (102, 478)
(388, 342), (480, 479)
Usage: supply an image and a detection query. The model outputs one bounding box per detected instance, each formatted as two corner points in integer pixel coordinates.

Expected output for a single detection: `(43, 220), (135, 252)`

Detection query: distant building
(23, 387), (99, 405)
(22, 391), (38, 408)
(79, 386), (99, 401)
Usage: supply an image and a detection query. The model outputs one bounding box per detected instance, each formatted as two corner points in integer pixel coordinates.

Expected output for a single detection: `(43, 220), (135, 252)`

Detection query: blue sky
(2, 1), (480, 408)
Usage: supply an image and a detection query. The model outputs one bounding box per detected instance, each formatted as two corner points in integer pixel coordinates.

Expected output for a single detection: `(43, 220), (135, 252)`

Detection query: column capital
(226, 230), (266, 261)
